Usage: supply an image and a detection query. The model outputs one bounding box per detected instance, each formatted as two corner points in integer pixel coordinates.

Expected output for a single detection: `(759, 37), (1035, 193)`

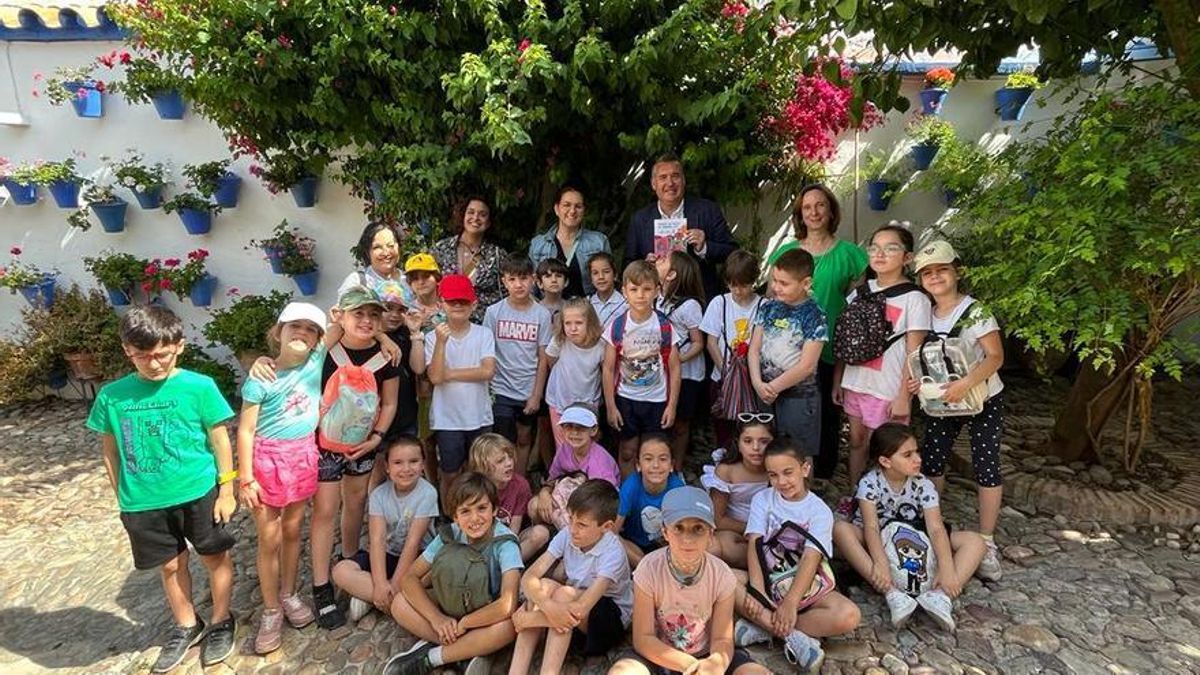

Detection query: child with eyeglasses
(700, 414), (773, 569)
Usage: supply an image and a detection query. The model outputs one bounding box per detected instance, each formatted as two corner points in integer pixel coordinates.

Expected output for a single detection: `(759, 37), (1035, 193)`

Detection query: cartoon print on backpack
(883, 521), (937, 597)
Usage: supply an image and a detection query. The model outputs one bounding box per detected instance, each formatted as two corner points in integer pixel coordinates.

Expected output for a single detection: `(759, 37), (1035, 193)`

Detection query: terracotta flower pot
(64, 351), (100, 380)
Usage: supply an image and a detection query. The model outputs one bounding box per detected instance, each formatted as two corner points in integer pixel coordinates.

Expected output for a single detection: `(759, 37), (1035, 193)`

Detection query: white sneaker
(917, 590), (956, 632)
(347, 596), (372, 623)
(464, 656), (490, 675)
(783, 630), (825, 674)
(734, 618), (771, 646)
(886, 589), (919, 628)
(977, 540), (1003, 581)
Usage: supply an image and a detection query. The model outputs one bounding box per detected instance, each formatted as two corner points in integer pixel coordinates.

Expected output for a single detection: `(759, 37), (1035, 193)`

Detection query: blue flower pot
(19, 276), (56, 309)
(996, 87), (1034, 121)
(3, 180), (37, 205)
(151, 89), (186, 119)
(48, 180), (80, 208)
(290, 175), (319, 208)
(866, 180), (892, 211)
(46, 370), (69, 389)
(918, 88), (949, 115)
(178, 208), (213, 235)
(262, 245), (286, 274)
(189, 273), (218, 307)
(64, 81), (104, 118)
(92, 199), (128, 233)
(911, 143), (939, 170)
(213, 173), (242, 208)
(942, 188), (959, 207)
(132, 185), (163, 209)
(369, 180), (385, 202)
(106, 285), (131, 306)
(291, 270), (319, 296)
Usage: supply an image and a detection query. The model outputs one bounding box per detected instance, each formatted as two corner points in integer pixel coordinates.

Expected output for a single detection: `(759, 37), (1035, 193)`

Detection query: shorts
(615, 396), (667, 440)
(317, 448), (377, 483)
(616, 647), (757, 675)
(417, 396), (433, 440)
(349, 549), (400, 578)
(493, 395), (536, 444)
(253, 434), (319, 508)
(843, 390), (906, 430)
(675, 379), (706, 422)
(434, 426), (492, 473)
(771, 387), (821, 457)
(568, 596), (626, 656)
(120, 486), (236, 570)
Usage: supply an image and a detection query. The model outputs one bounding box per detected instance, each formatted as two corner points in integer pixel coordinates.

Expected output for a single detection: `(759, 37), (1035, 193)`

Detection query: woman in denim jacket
(528, 186), (612, 299)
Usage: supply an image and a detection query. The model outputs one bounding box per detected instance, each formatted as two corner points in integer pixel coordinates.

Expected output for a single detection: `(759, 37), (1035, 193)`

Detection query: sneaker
(348, 596), (372, 623)
(886, 589), (919, 628)
(734, 618), (772, 646)
(834, 496), (857, 522)
(201, 614), (237, 666)
(254, 609), (284, 654)
(152, 619), (205, 673)
(917, 590), (956, 632)
(281, 593), (316, 628)
(783, 630), (825, 674)
(380, 640), (434, 675)
(313, 583), (346, 630)
(463, 655), (490, 675)
(977, 540), (1003, 581)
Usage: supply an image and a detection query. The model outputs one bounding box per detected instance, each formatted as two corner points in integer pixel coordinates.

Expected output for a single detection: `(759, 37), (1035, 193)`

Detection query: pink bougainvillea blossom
(763, 59), (883, 163)
(517, 38), (531, 53)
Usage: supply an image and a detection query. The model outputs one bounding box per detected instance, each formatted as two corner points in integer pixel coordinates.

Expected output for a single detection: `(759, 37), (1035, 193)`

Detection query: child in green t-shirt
(85, 306), (238, 673)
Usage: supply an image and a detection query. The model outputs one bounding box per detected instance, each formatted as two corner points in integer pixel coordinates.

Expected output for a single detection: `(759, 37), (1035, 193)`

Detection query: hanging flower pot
(262, 245), (286, 274)
(178, 208), (213, 235)
(64, 351), (100, 380)
(942, 188), (959, 207)
(150, 89), (186, 120)
(290, 175), (320, 208)
(92, 199), (128, 233)
(212, 173), (242, 208)
(918, 88), (949, 115)
(369, 180), (385, 202)
(131, 185), (164, 209)
(290, 269), (320, 296)
(19, 275), (57, 309)
(910, 143), (940, 170)
(46, 369), (69, 390)
(105, 285), (131, 306)
(995, 87), (1035, 121)
(64, 81), (104, 118)
(188, 273), (219, 307)
(865, 180), (892, 211)
(48, 180), (80, 208)
(3, 180), (37, 205)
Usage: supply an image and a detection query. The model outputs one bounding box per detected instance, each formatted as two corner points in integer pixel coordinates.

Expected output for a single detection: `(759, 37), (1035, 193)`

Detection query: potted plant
(919, 67), (955, 115)
(41, 66), (108, 118)
(996, 70), (1044, 122)
(0, 246), (57, 308)
(112, 150), (171, 209)
(162, 193), (222, 235)
(115, 53), (188, 119)
(164, 248), (218, 306)
(68, 173), (128, 233)
(1, 158), (40, 205)
(203, 289), (292, 370)
(22, 284), (124, 381)
(30, 159), (83, 208)
(250, 154), (326, 208)
(905, 115), (956, 170)
(248, 219), (316, 275)
(84, 250), (146, 306)
(916, 138), (991, 207)
(862, 151), (909, 211)
(182, 159), (241, 208)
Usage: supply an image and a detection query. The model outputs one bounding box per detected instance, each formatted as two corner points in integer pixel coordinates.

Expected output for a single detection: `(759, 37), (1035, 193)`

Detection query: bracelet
(370, 429), (385, 439)
(217, 469), (238, 485)
(240, 479), (258, 490)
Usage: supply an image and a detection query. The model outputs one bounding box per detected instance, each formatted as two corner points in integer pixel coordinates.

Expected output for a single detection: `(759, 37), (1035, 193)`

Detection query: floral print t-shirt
(430, 235), (507, 323)
(632, 548), (736, 656)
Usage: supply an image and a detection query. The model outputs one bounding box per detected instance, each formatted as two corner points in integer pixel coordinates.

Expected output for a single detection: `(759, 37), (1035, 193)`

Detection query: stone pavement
(2, 377), (1200, 675)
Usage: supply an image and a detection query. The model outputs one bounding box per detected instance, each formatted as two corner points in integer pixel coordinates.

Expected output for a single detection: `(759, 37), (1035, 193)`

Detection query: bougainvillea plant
(761, 58), (884, 165)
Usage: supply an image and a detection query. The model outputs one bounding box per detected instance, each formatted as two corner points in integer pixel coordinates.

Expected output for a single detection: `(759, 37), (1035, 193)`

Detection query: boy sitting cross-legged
(508, 479), (633, 675)
(382, 472), (523, 675)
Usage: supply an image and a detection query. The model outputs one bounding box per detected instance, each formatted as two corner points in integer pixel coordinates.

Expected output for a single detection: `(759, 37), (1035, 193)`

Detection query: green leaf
(835, 0), (857, 21)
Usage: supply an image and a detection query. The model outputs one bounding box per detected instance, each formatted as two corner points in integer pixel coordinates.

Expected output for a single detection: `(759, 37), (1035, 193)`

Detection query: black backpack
(833, 282), (922, 364)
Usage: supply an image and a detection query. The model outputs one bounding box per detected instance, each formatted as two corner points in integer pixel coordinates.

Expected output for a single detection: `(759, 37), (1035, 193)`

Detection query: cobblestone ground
(2, 378), (1200, 675)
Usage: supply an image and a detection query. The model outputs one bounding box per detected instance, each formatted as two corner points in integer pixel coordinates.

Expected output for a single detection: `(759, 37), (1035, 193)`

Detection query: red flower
(159, 278), (171, 290)
(277, 34), (293, 49)
(144, 263), (158, 275)
(94, 81), (107, 93)
(119, 52), (132, 65)
(10, 246), (21, 255)
(97, 52), (116, 68)
(141, 282), (152, 292)
(517, 38), (531, 53)
(164, 258), (181, 267)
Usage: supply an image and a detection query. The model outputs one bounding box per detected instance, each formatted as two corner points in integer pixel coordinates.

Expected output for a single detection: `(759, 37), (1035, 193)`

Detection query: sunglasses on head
(737, 412), (775, 424)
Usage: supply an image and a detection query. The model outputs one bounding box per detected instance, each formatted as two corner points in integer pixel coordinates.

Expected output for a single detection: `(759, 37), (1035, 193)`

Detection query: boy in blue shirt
(615, 435), (685, 566)
(85, 306), (238, 673)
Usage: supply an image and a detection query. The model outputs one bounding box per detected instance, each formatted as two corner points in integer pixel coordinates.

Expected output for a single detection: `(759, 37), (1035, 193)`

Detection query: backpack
(317, 343), (388, 453)
(549, 471), (589, 530)
(428, 523), (520, 618)
(908, 300), (989, 417)
(752, 520), (836, 611)
(881, 519), (939, 597)
(833, 281), (922, 365)
(711, 295), (763, 420)
(610, 310), (673, 396)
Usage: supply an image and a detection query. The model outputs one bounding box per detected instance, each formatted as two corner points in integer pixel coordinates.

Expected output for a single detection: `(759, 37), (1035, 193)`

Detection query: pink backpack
(549, 472), (588, 530)
(318, 343), (388, 453)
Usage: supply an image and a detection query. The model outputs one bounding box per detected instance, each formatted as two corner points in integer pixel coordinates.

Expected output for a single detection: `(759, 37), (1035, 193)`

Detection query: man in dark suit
(625, 154), (739, 300)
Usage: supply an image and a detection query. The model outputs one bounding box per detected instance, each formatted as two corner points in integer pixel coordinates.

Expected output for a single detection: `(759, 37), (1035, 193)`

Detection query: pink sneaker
(281, 594), (315, 629)
(254, 608), (284, 655)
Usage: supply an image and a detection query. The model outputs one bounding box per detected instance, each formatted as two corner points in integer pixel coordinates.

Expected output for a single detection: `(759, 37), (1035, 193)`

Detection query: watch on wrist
(370, 430), (384, 439)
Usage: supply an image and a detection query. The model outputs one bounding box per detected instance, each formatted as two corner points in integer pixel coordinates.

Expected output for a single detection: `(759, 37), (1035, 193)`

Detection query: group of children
(89, 221), (1008, 674)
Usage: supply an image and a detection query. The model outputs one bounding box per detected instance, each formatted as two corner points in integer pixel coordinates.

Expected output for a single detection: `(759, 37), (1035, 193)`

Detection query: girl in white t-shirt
(908, 240), (1006, 581)
(655, 251), (706, 472)
(700, 415), (771, 568)
(546, 298), (605, 447)
(834, 224), (931, 488)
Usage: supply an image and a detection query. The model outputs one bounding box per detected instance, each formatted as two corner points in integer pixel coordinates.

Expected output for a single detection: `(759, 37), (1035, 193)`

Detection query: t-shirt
(384, 328), (419, 435)
(483, 299), (553, 401)
(930, 295), (1004, 399)
(547, 529), (634, 625)
(424, 324), (496, 430)
(603, 310), (674, 403)
(368, 477), (440, 556)
(319, 341), (402, 451)
(840, 280), (932, 401)
(420, 521), (524, 577)
(549, 441), (620, 487)
(854, 468), (939, 526)
(590, 291), (628, 329)
(700, 293), (762, 382)
(240, 344), (326, 440)
(658, 297), (705, 382)
(632, 548), (736, 656)
(86, 370), (234, 512)
(756, 298), (828, 393)
(768, 239), (869, 364)
(745, 489), (833, 557)
(545, 336), (605, 410)
(496, 474), (532, 527)
(619, 472), (686, 549)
